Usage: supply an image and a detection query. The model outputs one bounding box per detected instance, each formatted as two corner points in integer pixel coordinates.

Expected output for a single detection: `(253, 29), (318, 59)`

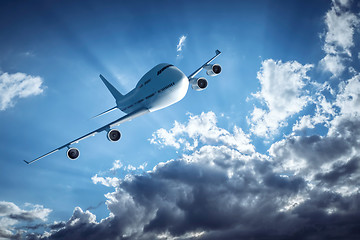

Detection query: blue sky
(1, 0), (360, 239)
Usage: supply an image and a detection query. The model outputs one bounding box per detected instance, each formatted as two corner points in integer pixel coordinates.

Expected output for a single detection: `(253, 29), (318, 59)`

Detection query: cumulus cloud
(249, 59), (313, 137)
(91, 174), (120, 188)
(320, 0), (360, 76)
(0, 72), (44, 111)
(151, 111), (255, 154)
(335, 73), (360, 117)
(292, 115), (315, 132)
(0, 201), (51, 239)
(320, 54), (346, 77)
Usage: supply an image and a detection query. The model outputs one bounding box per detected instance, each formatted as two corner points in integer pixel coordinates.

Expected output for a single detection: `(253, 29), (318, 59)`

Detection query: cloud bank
(24, 96), (360, 239)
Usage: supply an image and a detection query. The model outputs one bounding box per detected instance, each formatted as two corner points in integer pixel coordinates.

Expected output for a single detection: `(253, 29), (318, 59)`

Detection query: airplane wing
(187, 49), (222, 79)
(24, 107), (149, 165)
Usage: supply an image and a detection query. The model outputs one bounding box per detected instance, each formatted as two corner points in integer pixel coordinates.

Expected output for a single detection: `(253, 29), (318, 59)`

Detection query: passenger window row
(158, 82), (175, 93)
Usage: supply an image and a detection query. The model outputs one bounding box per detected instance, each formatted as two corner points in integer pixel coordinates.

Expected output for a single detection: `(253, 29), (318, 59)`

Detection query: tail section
(99, 74), (124, 101)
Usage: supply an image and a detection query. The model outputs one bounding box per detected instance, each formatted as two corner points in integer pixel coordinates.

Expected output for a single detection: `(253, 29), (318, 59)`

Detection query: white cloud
(176, 35), (187, 52)
(319, 54), (345, 77)
(126, 164), (137, 171)
(68, 207), (97, 226)
(0, 201), (51, 221)
(320, 0), (360, 76)
(323, 4), (358, 56)
(110, 160), (123, 171)
(292, 115), (315, 132)
(91, 174), (119, 188)
(335, 73), (360, 117)
(124, 163), (148, 171)
(0, 201), (51, 239)
(0, 72), (44, 110)
(150, 127), (181, 149)
(249, 59), (313, 137)
(151, 111), (255, 154)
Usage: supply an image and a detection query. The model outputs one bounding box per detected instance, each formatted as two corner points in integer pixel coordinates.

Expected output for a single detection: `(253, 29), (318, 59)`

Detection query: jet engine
(107, 129), (121, 142)
(204, 64), (222, 76)
(189, 77), (208, 91)
(67, 147), (80, 160)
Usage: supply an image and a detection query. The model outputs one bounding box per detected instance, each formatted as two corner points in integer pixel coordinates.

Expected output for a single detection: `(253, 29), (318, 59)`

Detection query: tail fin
(99, 74), (124, 101)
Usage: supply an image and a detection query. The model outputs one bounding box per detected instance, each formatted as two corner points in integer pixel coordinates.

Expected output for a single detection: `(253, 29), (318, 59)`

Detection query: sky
(1, 0), (360, 239)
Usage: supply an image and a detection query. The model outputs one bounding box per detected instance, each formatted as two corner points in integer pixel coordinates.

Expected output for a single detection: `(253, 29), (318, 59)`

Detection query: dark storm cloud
(270, 117), (360, 173)
(28, 149), (355, 239)
(315, 156), (359, 185)
(263, 174), (305, 192)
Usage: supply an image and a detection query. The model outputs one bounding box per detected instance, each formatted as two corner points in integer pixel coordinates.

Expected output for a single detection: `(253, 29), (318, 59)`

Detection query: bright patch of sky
(1, 0), (360, 239)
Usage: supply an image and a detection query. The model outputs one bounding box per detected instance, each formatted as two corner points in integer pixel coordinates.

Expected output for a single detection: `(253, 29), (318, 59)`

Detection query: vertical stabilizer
(99, 74), (124, 101)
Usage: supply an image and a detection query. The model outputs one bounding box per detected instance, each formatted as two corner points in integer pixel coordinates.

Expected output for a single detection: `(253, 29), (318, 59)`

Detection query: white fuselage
(117, 64), (189, 113)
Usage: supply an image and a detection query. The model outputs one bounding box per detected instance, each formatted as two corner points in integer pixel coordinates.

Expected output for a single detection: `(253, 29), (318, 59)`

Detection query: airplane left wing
(24, 107), (149, 165)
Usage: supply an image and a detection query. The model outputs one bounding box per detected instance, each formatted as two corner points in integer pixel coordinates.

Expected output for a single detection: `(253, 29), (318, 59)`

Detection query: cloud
(176, 35), (187, 52)
(0, 72), (44, 110)
(150, 111), (255, 154)
(0, 201), (51, 239)
(292, 115), (315, 132)
(27, 105), (360, 239)
(91, 174), (120, 188)
(334, 73), (360, 117)
(320, 0), (360, 76)
(92, 160), (148, 188)
(249, 59), (313, 137)
(320, 54), (346, 77)
(110, 160), (123, 171)
(176, 35), (187, 58)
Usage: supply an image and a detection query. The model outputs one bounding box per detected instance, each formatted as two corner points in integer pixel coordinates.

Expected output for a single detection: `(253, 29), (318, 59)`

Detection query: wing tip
(23, 160), (30, 164)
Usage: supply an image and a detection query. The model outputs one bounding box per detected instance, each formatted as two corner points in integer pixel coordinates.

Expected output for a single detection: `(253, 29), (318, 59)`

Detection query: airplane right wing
(24, 107), (149, 165)
(187, 49), (222, 79)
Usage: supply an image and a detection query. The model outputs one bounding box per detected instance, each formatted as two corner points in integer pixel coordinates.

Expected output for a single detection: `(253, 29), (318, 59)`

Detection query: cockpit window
(157, 65), (173, 75)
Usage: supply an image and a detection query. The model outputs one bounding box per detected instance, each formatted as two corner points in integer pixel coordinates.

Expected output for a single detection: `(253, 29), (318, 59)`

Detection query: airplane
(24, 50), (222, 164)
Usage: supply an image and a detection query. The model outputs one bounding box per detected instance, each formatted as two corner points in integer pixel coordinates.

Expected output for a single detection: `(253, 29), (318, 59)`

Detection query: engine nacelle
(204, 64), (222, 76)
(67, 147), (80, 160)
(107, 129), (121, 142)
(189, 77), (208, 91)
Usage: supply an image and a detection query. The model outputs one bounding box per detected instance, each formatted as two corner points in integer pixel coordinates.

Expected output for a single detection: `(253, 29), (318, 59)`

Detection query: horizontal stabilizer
(92, 106), (118, 119)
